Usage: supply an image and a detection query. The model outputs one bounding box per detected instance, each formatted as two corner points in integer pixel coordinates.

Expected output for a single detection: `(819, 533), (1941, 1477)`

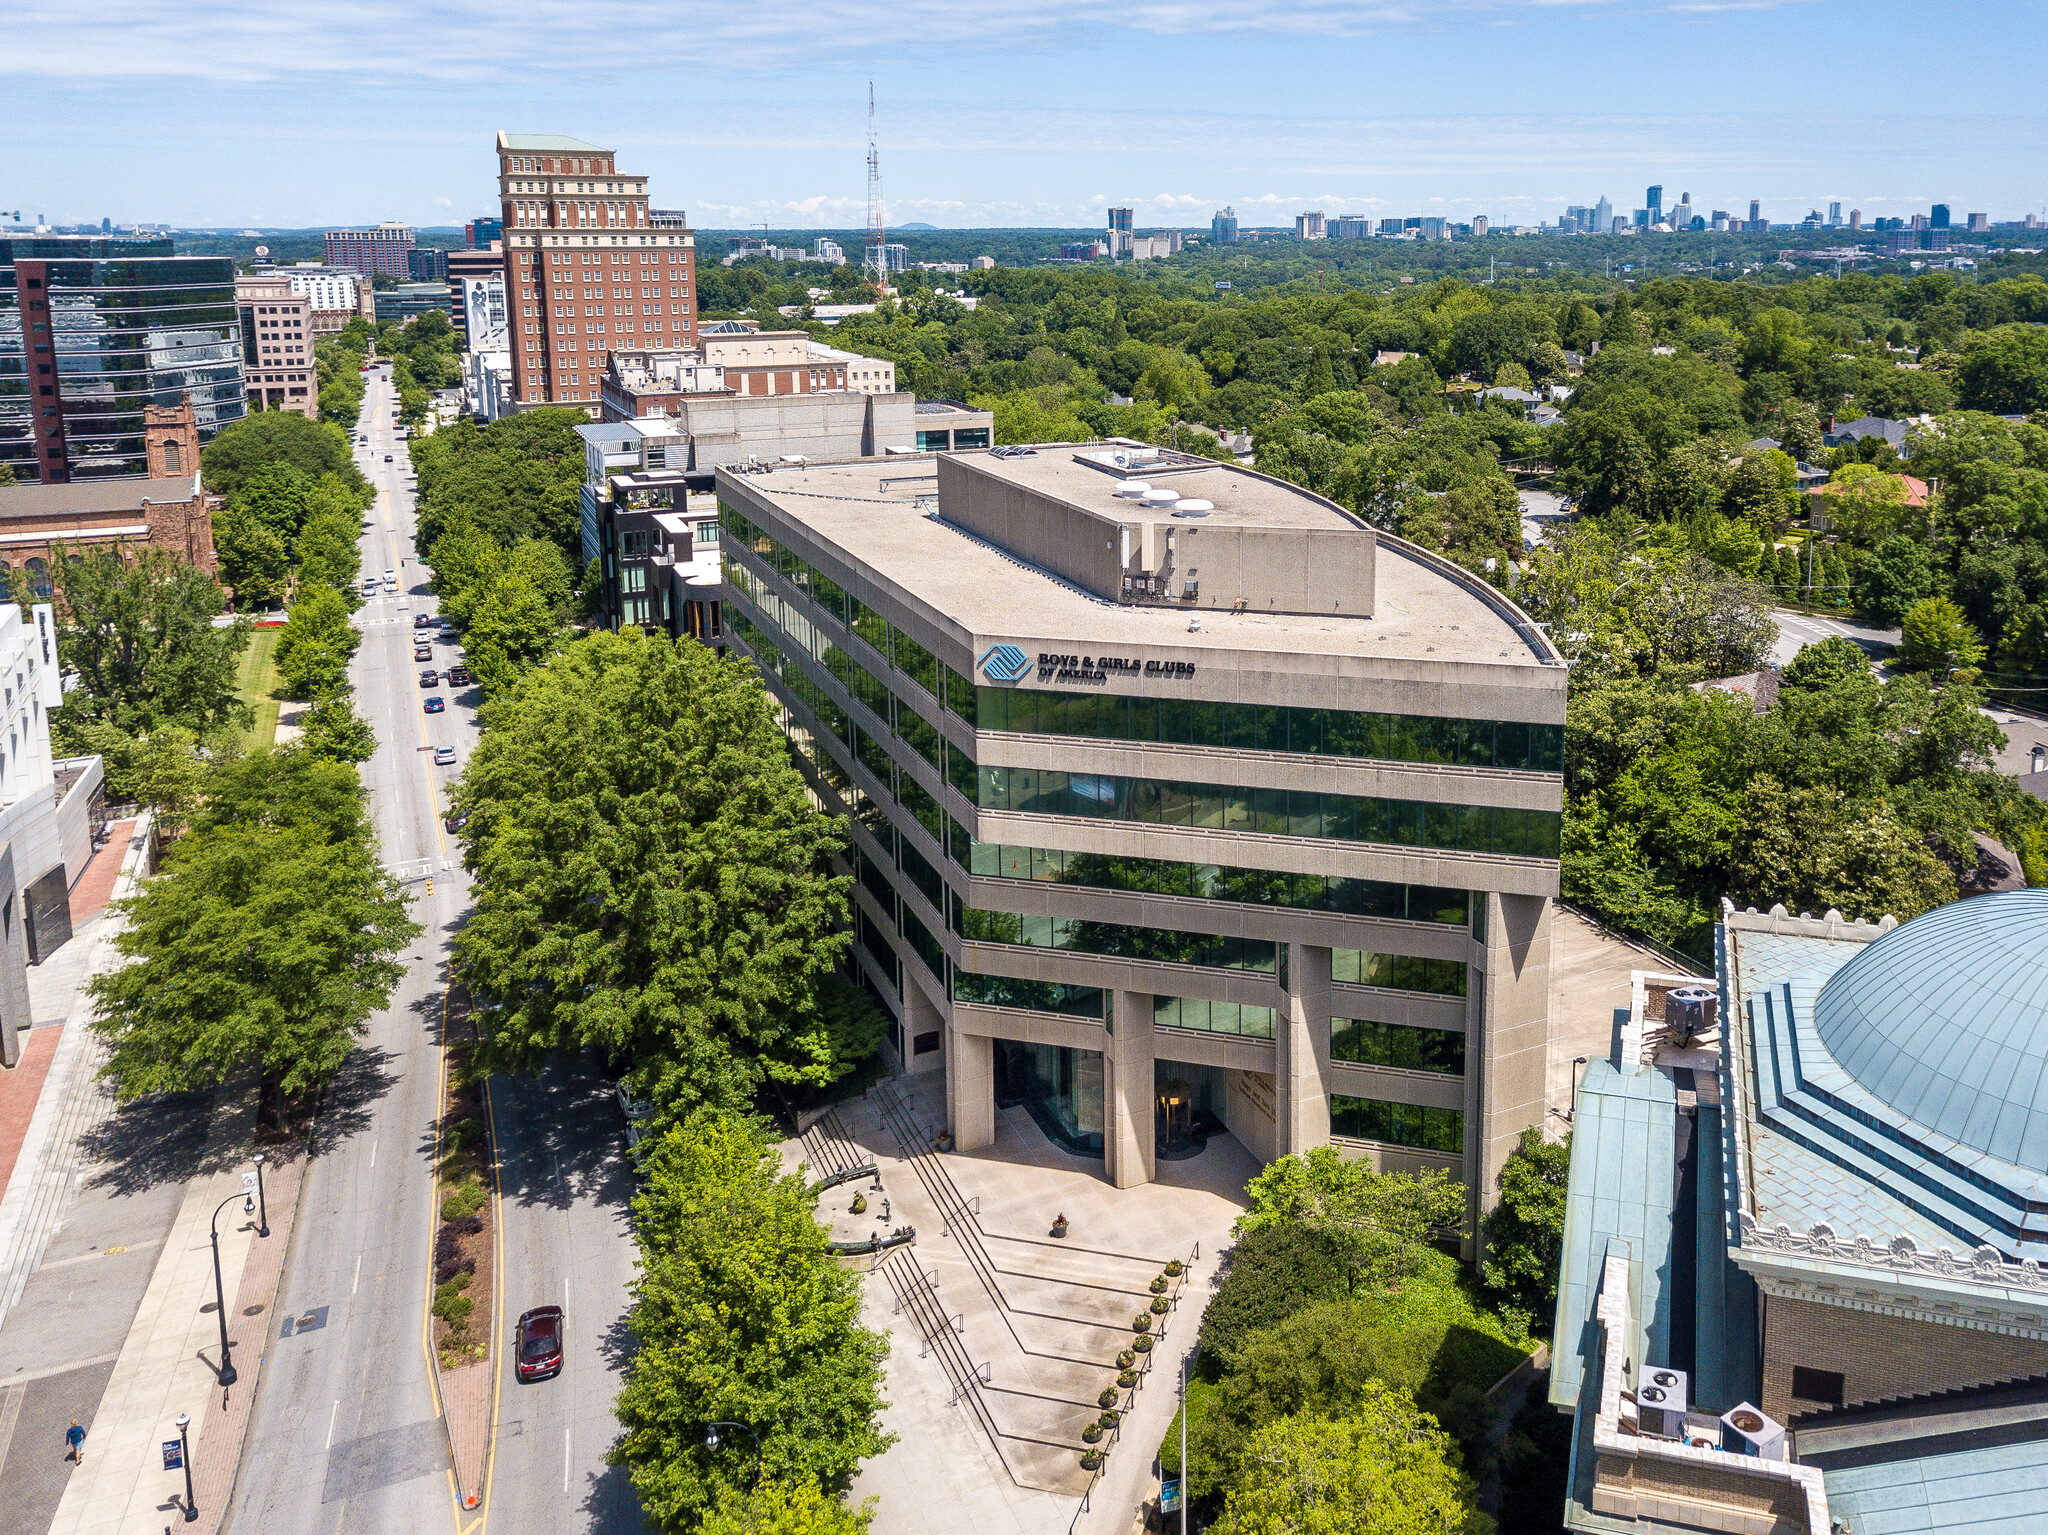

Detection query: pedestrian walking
(64, 1420), (85, 1463)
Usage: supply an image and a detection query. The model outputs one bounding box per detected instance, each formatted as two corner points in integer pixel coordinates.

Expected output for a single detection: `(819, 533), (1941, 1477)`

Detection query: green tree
(201, 410), (366, 502)
(231, 461), (312, 541)
(297, 693), (376, 763)
(1855, 535), (1935, 626)
(214, 507), (291, 611)
(87, 751), (418, 1109)
(1212, 1392), (1481, 1535)
(1730, 775), (1956, 921)
(274, 584), (362, 699)
(1957, 324), (2048, 414)
(1818, 463), (1913, 544)
(451, 631), (856, 1110)
(610, 1109), (891, 1530)
(1480, 1130), (1570, 1332)
(699, 1482), (874, 1535)
(1236, 1147), (1464, 1289)
(44, 547), (251, 745)
(1898, 595), (1986, 677)
(462, 572), (561, 694)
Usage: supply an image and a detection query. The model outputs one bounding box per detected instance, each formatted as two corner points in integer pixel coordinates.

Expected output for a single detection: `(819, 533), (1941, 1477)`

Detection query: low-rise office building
(235, 274), (318, 418)
(583, 465), (723, 640)
(373, 282), (455, 326)
(717, 443), (1566, 1226)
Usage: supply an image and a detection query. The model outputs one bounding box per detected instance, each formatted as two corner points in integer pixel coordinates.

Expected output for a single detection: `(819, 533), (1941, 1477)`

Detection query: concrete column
(946, 1025), (996, 1153)
(0, 846), (25, 1070)
(1274, 942), (1334, 1160)
(1103, 990), (1156, 1189)
(1473, 893), (1553, 1230)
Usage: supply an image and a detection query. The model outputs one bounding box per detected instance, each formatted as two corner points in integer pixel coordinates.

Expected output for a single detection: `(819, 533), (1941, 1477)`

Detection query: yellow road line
(427, 989), (457, 1530)
(475, 1049), (508, 1530)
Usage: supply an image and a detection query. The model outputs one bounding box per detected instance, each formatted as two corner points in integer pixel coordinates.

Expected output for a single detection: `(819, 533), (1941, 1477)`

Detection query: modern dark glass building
(0, 236), (246, 484)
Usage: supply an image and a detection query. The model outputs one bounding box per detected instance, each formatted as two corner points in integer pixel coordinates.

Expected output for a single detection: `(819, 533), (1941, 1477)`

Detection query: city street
(226, 369), (645, 1535)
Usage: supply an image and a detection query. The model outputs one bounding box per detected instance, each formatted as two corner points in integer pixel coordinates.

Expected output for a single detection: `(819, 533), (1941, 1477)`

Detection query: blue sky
(5, 0), (2044, 231)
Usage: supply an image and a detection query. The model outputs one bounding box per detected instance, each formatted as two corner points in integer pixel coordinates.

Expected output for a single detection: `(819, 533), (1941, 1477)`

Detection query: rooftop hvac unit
(1719, 1403), (1786, 1461)
(1666, 985), (1717, 1044)
(1635, 1367), (1689, 1440)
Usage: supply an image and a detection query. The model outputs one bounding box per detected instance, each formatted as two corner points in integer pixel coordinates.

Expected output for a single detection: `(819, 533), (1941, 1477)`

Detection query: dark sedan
(515, 1306), (563, 1382)
(447, 665), (473, 686)
(419, 669), (439, 688)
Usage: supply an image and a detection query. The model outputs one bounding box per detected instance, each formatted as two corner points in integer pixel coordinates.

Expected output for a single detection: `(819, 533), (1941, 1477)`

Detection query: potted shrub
(1099, 1387), (1119, 1409)
(1165, 1259), (1184, 1277)
(1099, 1409), (1119, 1429)
(1118, 1369), (1138, 1388)
(1082, 1423), (1103, 1444)
(1150, 1296), (1170, 1315)
(1117, 1349), (1135, 1369)
(1051, 1212), (1069, 1239)
(935, 1131), (955, 1153)
(1080, 1449), (1103, 1471)
(1133, 1335), (1154, 1353)
(1149, 1276), (1167, 1294)
(1132, 1314), (1152, 1334)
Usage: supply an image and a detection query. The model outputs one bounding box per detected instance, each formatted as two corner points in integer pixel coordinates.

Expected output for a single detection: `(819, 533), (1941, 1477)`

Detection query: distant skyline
(4, 1), (2044, 232)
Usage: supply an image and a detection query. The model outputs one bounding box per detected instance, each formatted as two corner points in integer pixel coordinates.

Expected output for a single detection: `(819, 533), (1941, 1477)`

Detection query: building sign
(980, 644), (1197, 687)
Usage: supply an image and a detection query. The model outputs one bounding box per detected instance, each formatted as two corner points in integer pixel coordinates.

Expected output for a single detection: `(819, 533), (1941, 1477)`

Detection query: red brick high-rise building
(494, 133), (698, 411)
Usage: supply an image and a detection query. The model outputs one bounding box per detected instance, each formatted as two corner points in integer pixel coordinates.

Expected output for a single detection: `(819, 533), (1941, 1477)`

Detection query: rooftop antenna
(865, 83), (891, 298)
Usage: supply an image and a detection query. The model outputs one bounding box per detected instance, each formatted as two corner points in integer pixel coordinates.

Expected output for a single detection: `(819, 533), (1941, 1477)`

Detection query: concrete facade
(235, 274), (319, 419)
(716, 443), (1566, 1234)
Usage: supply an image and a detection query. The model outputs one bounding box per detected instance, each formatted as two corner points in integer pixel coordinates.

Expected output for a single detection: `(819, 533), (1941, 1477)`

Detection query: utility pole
(865, 83), (890, 297)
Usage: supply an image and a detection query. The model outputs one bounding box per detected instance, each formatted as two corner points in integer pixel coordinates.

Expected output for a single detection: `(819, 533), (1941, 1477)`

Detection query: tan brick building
(236, 274), (319, 418)
(494, 132), (698, 411)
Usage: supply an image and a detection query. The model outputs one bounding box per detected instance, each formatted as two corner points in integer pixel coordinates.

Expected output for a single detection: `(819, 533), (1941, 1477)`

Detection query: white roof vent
(1172, 499), (1213, 517)
(1141, 488), (1179, 506)
(1112, 481), (1152, 499)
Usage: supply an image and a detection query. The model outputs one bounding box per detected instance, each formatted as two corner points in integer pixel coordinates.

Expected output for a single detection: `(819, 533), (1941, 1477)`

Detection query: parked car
(615, 1081), (653, 1122)
(434, 745), (457, 766)
(419, 669), (438, 687)
(445, 812), (468, 833)
(424, 696), (445, 714)
(514, 1306), (564, 1382)
(446, 665), (473, 685)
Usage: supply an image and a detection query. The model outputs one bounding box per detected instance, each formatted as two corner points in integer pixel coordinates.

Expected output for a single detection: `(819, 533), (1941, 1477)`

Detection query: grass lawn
(234, 626), (284, 750)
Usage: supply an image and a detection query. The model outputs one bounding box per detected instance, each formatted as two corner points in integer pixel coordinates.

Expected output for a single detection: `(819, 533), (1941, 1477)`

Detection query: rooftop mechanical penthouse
(717, 443), (1566, 1231)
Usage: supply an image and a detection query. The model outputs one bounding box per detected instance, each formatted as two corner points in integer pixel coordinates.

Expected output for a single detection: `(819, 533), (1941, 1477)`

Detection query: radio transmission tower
(865, 82), (890, 295)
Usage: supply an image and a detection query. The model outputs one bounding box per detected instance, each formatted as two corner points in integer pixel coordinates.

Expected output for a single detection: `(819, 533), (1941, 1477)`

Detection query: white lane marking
(326, 1399), (340, 1448)
(369, 1138), (377, 1169)
(352, 1251), (362, 1296)
(563, 1275), (570, 1312)
(564, 1425), (572, 1494)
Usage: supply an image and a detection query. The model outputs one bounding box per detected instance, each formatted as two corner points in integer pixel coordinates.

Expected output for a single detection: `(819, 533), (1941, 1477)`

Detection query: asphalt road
(1769, 607), (1901, 668)
(227, 369), (473, 1535)
(227, 374), (646, 1535)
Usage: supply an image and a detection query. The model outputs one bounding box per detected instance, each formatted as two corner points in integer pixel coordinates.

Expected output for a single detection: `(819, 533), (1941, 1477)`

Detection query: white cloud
(3, 0), (1810, 81)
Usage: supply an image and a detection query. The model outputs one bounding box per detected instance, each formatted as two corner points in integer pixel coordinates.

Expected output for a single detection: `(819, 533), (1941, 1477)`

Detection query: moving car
(424, 696), (445, 714)
(413, 613), (434, 629)
(419, 669), (438, 687)
(384, 454), (393, 462)
(433, 745), (457, 766)
(415, 644), (433, 662)
(514, 1306), (563, 1382)
(384, 568), (397, 584)
(446, 665), (473, 685)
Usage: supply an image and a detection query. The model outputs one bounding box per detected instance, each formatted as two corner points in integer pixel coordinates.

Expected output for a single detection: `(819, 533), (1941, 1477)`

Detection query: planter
(1099, 1387), (1119, 1409)
(1150, 1297), (1170, 1315)
(1118, 1369), (1138, 1388)
(1132, 1314), (1152, 1333)
(1099, 1408), (1119, 1429)
(1082, 1423), (1103, 1444)
(935, 1134), (955, 1154)
(1149, 1276), (1168, 1294)
(1133, 1335), (1154, 1353)
(1080, 1449), (1103, 1471)
(1117, 1349), (1136, 1369)
(1165, 1259), (1184, 1277)
(1051, 1222), (1068, 1239)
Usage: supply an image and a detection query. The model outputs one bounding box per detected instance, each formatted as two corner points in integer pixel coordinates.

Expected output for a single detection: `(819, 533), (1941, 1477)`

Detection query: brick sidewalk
(67, 820), (136, 928)
(441, 1357), (491, 1507)
(0, 1025), (61, 1194)
(186, 1149), (306, 1534)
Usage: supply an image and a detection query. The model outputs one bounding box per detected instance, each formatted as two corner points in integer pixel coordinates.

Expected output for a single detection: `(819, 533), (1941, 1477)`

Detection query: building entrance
(994, 1040), (1104, 1157)
(1155, 1061), (1227, 1160)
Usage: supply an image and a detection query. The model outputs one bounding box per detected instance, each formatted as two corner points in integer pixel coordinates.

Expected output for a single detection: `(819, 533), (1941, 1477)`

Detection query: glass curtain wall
(994, 1040), (1104, 1157)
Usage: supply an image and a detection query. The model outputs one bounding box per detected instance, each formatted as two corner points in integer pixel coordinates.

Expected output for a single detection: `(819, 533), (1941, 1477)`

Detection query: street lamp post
(208, 1189), (254, 1388)
(252, 1154), (270, 1239)
(175, 1412), (197, 1522)
(704, 1420), (763, 1489)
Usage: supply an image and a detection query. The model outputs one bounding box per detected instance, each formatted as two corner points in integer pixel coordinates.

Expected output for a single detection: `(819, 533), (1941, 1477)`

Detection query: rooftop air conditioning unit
(1666, 985), (1718, 1045)
(1719, 1403), (1786, 1461)
(1636, 1367), (1688, 1440)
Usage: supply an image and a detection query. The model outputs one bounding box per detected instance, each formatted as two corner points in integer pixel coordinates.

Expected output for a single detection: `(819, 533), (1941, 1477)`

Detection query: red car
(515, 1306), (563, 1381)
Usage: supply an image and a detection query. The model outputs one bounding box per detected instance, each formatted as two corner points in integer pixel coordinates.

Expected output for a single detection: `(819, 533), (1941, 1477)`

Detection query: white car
(616, 1082), (653, 1122)
(433, 745), (457, 766)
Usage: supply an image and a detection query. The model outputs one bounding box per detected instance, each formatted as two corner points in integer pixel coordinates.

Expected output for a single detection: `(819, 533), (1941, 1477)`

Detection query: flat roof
(497, 133), (609, 153)
(725, 454), (1558, 668)
(970, 447), (1360, 532)
(0, 477), (196, 517)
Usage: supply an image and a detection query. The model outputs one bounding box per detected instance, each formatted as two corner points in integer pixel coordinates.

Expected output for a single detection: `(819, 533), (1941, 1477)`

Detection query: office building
(1107, 207), (1134, 260)
(0, 601), (99, 1065)
(1211, 208), (1238, 245)
(1593, 195), (1612, 232)
(1470, 216), (1488, 238)
(1967, 212), (1990, 233)
(1418, 217), (1448, 241)
(0, 236), (245, 485)
(1330, 217), (1371, 240)
(372, 283), (453, 325)
(1127, 232), (1182, 261)
(446, 245), (506, 342)
(235, 274), (318, 418)
(1061, 241), (1109, 262)
(1828, 200), (1842, 226)
(408, 247), (449, 283)
(496, 131), (699, 410)
(1930, 203), (1950, 230)
(1646, 185), (1664, 223)
(600, 323), (896, 416)
(1848, 209), (1862, 230)
(717, 442), (1566, 1224)
(583, 465), (724, 641)
(1295, 211), (1326, 241)
(1379, 219), (1406, 236)
(1923, 229), (1951, 253)
(275, 266), (372, 336)
(466, 216), (503, 249)
(816, 237), (844, 264)
(1552, 892), (2048, 1535)
(971, 256), (995, 271)
(457, 276), (507, 352)
(324, 223), (416, 278)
